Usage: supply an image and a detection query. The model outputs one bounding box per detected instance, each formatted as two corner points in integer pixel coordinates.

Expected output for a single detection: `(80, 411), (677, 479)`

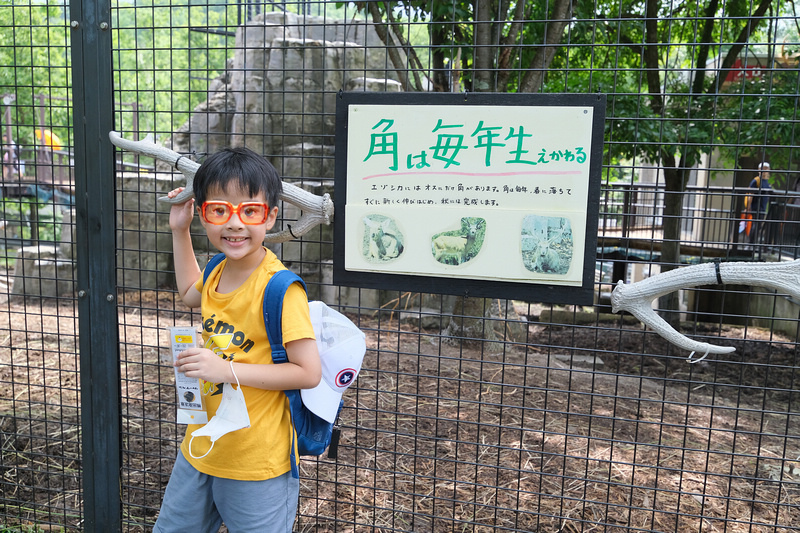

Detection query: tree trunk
(519, 0), (574, 93)
(430, 23), (450, 92)
(472, 0), (494, 91)
(444, 295), (526, 347)
(657, 163), (686, 326)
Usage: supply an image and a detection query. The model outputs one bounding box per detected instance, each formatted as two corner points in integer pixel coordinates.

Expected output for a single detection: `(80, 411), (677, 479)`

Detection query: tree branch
(365, 2), (417, 91)
(643, 0), (663, 113)
(711, 0), (773, 93)
(519, 0), (574, 93)
(384, 3), (427, 91)
(691, 0), (719, 94)
(496, 0), (528, 90)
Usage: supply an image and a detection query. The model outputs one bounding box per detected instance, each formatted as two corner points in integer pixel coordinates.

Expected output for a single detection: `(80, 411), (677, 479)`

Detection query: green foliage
(2, 0), (797, 185)
(112, 0), (237, 138)
(344, 0), (797, 185)
(0, 3), (71, 147)
(713, 67), (800, 186)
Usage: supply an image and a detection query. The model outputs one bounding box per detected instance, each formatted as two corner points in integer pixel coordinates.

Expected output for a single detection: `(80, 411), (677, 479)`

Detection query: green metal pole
(69, 0), (122, 530)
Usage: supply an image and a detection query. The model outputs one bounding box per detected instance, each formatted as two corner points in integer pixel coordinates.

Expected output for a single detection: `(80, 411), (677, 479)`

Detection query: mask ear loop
(189, 361), (241, 460)
(229, 360), (241, 389)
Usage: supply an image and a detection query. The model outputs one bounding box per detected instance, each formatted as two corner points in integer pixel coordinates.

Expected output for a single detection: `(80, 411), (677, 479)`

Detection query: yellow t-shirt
(180, 249), (314, 480)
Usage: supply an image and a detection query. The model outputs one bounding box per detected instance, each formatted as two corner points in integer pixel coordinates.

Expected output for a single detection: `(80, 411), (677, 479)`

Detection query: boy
(155, 147), (321, 533)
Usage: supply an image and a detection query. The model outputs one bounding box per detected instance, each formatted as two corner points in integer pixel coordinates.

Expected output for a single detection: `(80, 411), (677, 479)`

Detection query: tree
(631, 0), (776, 322)
(352, 0), (577, 93)
(112, 0), (236, 139)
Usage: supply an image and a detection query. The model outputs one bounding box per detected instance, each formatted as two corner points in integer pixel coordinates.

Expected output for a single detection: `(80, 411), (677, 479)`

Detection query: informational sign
(334, 92), (606, 304)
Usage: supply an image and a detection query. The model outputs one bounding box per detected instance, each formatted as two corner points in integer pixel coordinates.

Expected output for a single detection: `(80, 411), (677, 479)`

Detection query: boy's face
(198, 184), (278, 263)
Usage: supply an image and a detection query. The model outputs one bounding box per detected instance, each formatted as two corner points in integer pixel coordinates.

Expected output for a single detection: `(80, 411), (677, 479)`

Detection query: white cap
(301, 301), (366, 423)
(759, 162), (770, 171)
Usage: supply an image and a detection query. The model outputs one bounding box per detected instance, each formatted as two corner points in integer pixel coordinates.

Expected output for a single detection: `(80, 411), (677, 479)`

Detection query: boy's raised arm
(168, 188), (202, 308)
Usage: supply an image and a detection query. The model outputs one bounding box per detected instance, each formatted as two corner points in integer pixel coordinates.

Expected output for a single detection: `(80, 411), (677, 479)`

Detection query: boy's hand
(174, 348), (233, 384)
(168, 187), (196, 232)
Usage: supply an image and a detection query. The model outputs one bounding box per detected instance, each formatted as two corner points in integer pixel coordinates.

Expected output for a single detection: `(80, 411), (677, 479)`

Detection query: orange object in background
(35, 128), (63, 151)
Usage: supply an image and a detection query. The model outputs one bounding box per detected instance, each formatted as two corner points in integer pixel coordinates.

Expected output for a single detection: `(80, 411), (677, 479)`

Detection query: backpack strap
(202, 253), (227, 285)
(262, 270), (307, 364)
(261, 269), (307, 478)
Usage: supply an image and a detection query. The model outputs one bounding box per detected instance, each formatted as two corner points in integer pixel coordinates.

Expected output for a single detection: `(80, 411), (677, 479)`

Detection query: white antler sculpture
(108, 131), (334, 243)
(611, 259), (800, 361)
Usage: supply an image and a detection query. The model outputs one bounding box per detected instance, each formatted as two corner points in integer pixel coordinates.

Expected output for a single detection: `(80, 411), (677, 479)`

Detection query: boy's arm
(228, 282), (321, 390)
(232, 338), (321, 390)
(176, 338), (321, 390)
(173, 271), (321, 389)
(168, 188), (202, 308)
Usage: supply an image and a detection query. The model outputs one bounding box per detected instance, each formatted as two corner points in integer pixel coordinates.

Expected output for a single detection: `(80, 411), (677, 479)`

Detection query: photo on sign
(430, 217), (486, 266)
(521, 215), (573, 275)
(362, 214), (405, 263)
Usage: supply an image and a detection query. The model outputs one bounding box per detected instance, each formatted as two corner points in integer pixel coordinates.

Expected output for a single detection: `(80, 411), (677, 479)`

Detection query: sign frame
(333, 91), (606, 305)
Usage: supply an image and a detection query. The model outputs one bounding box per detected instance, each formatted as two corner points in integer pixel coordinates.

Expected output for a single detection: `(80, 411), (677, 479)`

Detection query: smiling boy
(154, 147), (321, 533)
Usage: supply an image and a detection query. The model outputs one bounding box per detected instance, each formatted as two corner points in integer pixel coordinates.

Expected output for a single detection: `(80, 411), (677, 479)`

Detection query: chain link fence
(0, 1), (798, 531)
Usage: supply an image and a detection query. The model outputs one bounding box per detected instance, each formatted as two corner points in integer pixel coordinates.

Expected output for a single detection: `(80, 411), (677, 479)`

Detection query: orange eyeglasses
(199, 201), (269, 225)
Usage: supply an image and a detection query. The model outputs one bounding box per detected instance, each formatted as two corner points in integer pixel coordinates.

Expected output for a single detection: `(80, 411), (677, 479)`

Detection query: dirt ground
(0, 289), (798, 532)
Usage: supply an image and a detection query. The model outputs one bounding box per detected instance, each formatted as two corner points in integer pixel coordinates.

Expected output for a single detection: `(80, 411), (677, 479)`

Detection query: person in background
(743, 162), (772, 244)
(2, 133), (23, 179)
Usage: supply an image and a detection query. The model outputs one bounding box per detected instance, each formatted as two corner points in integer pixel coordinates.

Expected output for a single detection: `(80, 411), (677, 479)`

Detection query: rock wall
(162, 11), (404, 167)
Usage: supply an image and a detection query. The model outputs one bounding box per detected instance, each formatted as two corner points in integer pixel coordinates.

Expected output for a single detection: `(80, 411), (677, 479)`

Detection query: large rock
(12, 245), (74, 297)
(168, 11), (406, 175)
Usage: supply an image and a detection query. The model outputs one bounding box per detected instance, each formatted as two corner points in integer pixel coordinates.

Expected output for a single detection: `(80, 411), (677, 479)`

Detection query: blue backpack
(202, 253), (341, 478)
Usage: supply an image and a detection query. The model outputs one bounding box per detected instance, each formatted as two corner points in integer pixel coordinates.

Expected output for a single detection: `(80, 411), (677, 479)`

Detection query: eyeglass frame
(198, 200), (271, 225)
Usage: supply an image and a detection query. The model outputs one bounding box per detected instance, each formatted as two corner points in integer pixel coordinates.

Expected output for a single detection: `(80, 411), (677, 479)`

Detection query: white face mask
(189, 362), (250, 460)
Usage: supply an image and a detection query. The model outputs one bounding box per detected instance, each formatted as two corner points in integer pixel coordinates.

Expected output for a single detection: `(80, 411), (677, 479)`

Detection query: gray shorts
(153, 453), (299, 533)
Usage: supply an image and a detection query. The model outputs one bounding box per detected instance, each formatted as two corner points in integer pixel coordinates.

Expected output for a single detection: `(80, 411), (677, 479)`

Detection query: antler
(611, 259), (800, 361)
(108, 131), (333, 243)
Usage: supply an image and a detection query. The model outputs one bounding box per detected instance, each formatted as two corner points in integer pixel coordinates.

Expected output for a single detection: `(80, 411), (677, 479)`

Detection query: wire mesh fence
(1, 1), (799, 531)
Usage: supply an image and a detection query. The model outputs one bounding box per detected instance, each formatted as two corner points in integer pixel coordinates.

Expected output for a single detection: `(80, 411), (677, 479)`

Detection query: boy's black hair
(192, 147), (282, 209)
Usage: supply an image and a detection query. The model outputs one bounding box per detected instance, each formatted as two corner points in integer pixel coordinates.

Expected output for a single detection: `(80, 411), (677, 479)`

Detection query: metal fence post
(70, 0), (122, 530)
